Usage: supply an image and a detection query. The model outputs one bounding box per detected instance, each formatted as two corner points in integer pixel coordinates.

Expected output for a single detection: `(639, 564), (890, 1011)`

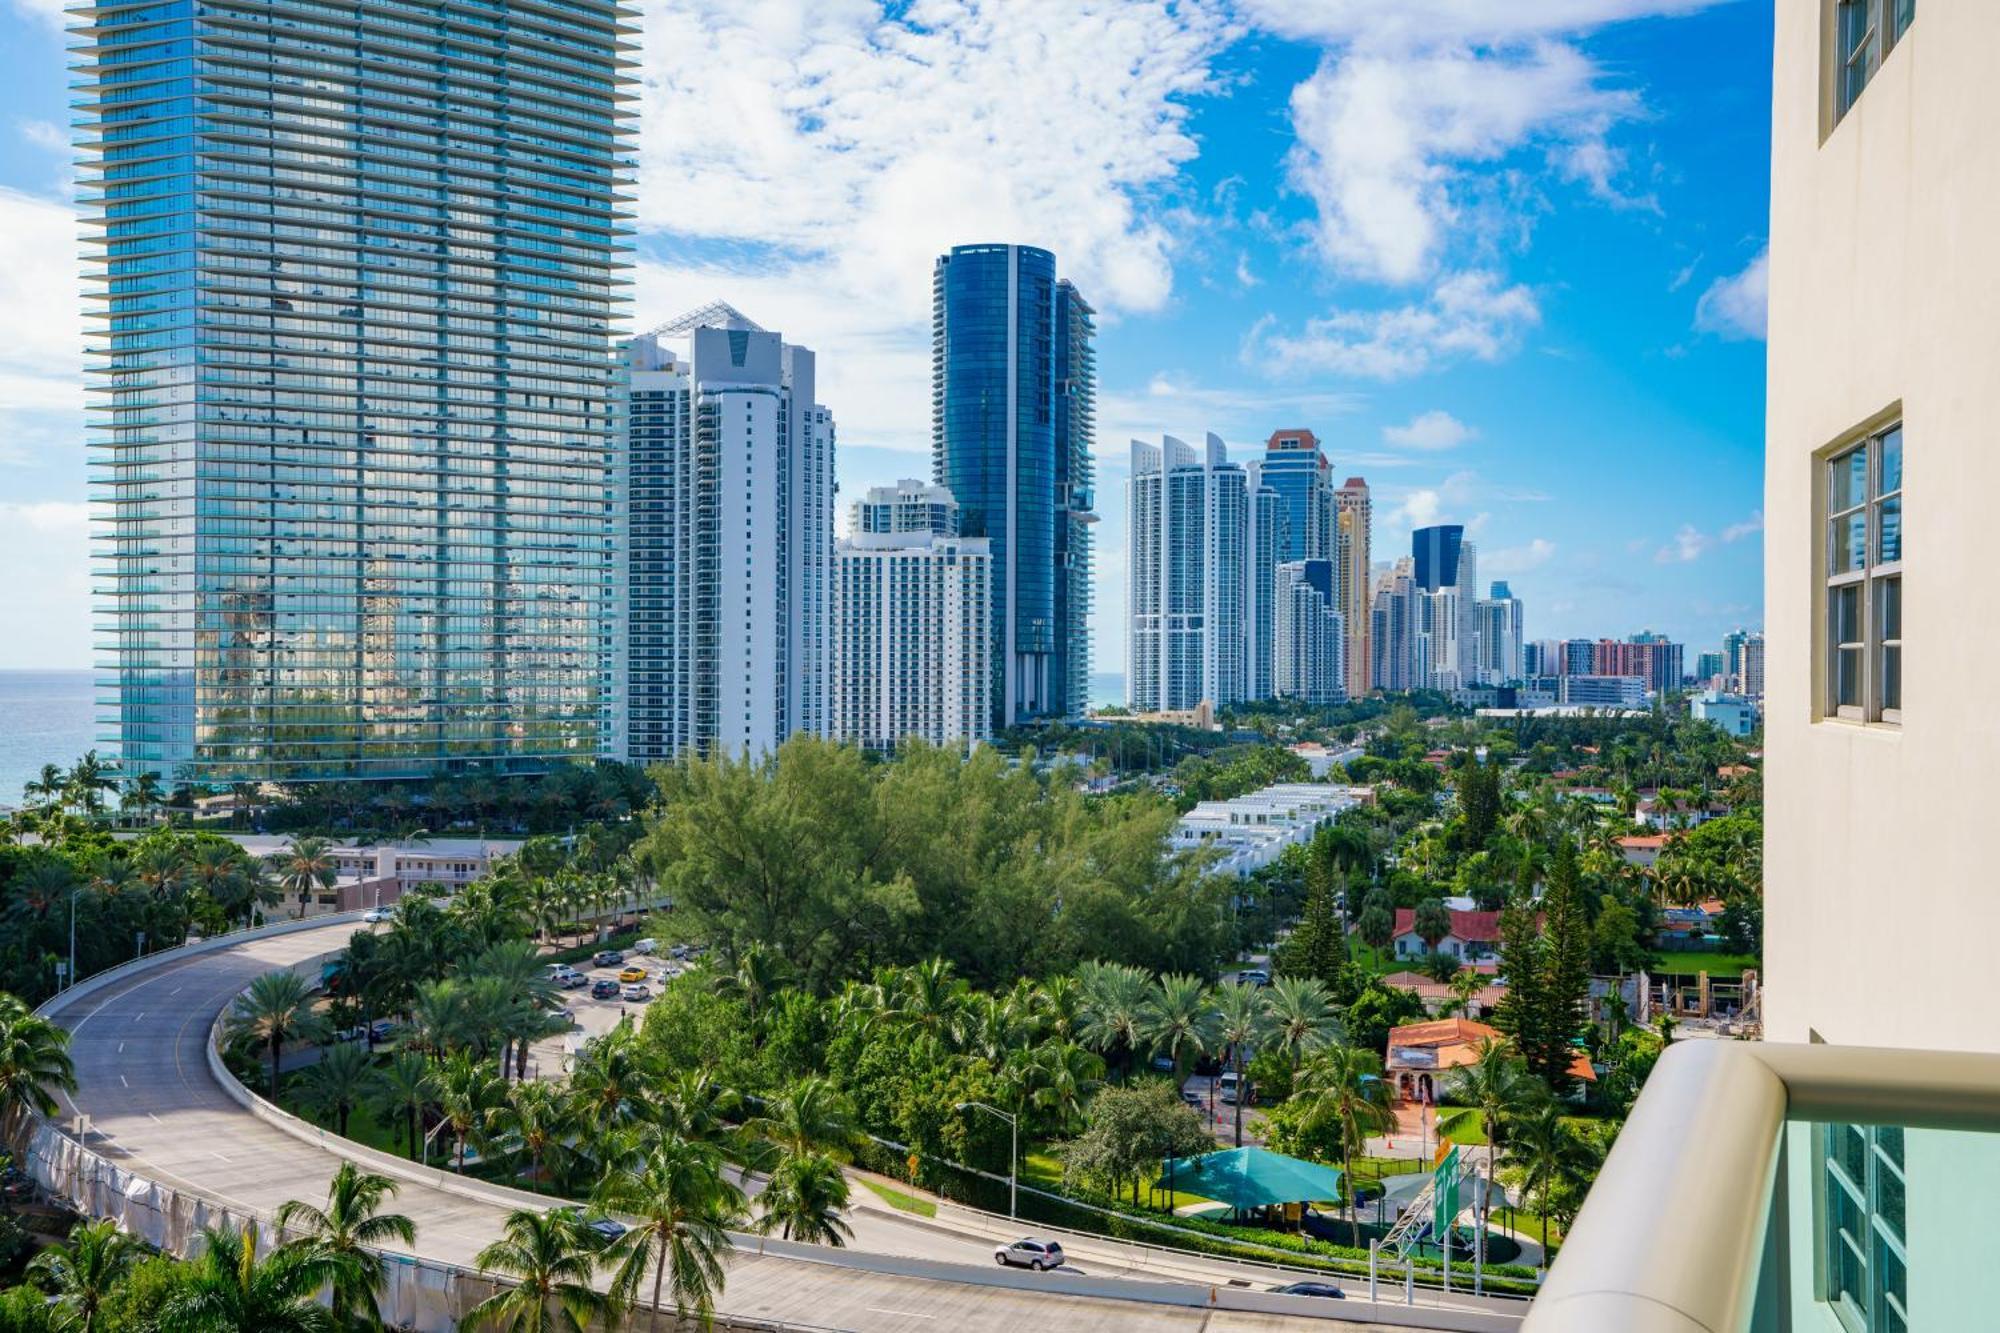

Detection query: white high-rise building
(830, 499), (990, 754)
(1127, 433), (1249, 712)
(1275, 560), (1347, 705)
(853, 479), (960, 536)
(1475, 580), (1525, 684)
(1243, 464), (1281, 702)
(621, 305), (833, 762)
(1370, 557), (1419, 693)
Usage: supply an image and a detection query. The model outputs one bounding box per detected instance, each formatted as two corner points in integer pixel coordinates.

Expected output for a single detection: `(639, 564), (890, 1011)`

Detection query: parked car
(622, 983), (652, 1002)
(668, 944), (692, 960)
(1180, 1089), (1204, 1107)
(592, 950), (624, 968)
(1271, 1281), (1344, 1299)
(367, 1019), (398, 1042)
(1218, 1071), (1251, 1105)
(361, 908), (390, 924)
(590, 979), (620, 1000)
(633, 938), (658, 954)
(552, 1206), (627, 1244)
(994, 1238), (1064, 1271)
(332, 1024), (367, 1043)
(1237, 968), (1271, 987)
(617, 965), (647, 984)
(554, 971), (587, 990)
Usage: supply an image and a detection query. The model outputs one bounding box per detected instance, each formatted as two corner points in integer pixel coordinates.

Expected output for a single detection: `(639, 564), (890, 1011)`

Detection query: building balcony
(1528, 1038), (2000, 1331)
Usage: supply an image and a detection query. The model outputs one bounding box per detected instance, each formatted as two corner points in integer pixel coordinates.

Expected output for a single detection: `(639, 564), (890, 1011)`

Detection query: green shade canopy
(1151, 1146), (1344, 1210)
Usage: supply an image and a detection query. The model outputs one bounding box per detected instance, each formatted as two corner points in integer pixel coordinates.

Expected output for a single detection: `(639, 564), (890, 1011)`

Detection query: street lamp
(955, 1100), (1018, 1219)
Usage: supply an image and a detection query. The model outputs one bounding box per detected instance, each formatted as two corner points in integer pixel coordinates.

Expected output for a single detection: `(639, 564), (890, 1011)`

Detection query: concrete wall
(1765, 2), (2000, 1052)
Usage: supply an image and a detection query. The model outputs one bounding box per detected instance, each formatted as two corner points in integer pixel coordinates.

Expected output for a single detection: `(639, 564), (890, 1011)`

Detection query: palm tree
(1212, 982), (1271, 1148)
(25, 763), (67, 815)
(154, 1222), (336, 1333)
(375, 1049), (433, 1160)
(1296, 1043), (1398, 1246)
(465, 1208), (614, 1333)
(757, 1151), (852, 1247)
(749, 1076), (856, 1162)
(430, 1049), (504, 1171)
(1264, 975), (1341, 1074)
(1076, 961), (1150, 1079)
(130, 841), (188, 899)
(1442, 1039), (1544, 1277)
(269, 836), (337, 920)
(594, 1136), (745, 1333)
(1026, 1041), (1104, 1135)
(120, 771), (165, 826)
(488, 1079), (576, 1187)
(1499, 1100), (1596, 1256)
(296, 1040), (378, 1137)
(0, 994), (77, 1142)
(225, 970), (321, 1099)
(27, 1217), (136, 1333)
(273, 1162), (417, 1326)
(1138, 972), (1216, 1082)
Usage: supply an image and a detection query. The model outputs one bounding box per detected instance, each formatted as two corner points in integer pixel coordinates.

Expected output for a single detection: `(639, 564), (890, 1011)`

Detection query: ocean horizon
(0, 670), (99, 810)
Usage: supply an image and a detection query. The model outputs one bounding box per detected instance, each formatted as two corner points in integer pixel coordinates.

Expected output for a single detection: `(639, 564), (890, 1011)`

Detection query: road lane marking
(134, 1013), (144, 1022)
(119, 1075), (128, 1088)
(117, 1043), (124, 1053)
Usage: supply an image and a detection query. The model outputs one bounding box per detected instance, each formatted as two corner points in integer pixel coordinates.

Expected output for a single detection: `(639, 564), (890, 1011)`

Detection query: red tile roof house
(1380, 970), (1509, 1019)
(1617, 833), (1669, 868)
(1390, 907), (1505, 962)
(1385, 1018), (1596, 1105)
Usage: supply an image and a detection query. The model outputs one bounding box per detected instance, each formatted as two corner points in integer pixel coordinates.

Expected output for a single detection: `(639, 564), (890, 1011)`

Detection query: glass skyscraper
(1257, 429), (1334, 563)
(932, 244), (1094, 728)
(80, 0), (637, 784)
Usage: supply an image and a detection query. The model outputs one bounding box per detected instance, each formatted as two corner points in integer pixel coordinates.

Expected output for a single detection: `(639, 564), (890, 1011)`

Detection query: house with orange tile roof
(1384, 1018), (1595, 1104)
(1380, 970), (1508, 1019)
(1616, 833), (1669, 868)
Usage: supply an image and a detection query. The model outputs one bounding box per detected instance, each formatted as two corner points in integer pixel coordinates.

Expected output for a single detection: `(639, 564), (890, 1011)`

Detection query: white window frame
(1830, 0), (1915, 126)
(1820, 419), (1902, 726)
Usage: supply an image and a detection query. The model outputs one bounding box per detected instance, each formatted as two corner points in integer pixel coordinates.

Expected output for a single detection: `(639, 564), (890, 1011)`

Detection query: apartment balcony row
(1527, 1038), (2000, 1332)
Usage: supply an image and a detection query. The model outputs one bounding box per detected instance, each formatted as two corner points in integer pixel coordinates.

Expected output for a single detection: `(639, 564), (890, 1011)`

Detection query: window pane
(1835, 648), (1864, 708)
(1831, 512), (1868, 574)
(1832, 583), (1864, 643)
(1876, 1158), (1905, 1241)
(1893, 0), (1915, 41)
(1877, 576), (1901, 641)
(1874, 494), (1901, 565)
(1838, 1123), (1869, 1184)
(1880, 645), (1901, 713)
(1878, 424), (1902, 495)
(1831, 445), (1869, 512)
(1876, 1235), (1907, 1332)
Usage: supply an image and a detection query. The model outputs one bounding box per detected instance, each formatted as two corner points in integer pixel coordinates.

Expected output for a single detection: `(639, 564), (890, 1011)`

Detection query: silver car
(994, 1237), (1064, 1271)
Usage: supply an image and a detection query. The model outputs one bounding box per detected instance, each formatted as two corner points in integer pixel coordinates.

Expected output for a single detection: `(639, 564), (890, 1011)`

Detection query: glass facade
(1413, 523), (1466, 592)
(81, 0), (637, 784)
(1258, 430), (1331, 564)
(933, 244), (1092, 728)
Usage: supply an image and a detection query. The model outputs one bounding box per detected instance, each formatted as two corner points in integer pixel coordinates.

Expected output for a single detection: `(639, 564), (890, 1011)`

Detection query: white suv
(994, 1237), (1064, 1271)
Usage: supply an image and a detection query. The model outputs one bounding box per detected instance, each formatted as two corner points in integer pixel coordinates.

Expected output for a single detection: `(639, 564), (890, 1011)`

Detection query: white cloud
(1721, 510), (1764, 543)
(1695, 247), (1769, 340)
(1383, 409), (1476, 450)
(1098, 373), (1364, 450)
(17, 120), (64, 152)
(0, 189), (85, 432)
(1240, 1), (1720, 285)
(1655, 523), (1709, 564)
(1485, 536), (1556, 573)
(1245, 269), (1540, 379)
(0, 501), (90, 669)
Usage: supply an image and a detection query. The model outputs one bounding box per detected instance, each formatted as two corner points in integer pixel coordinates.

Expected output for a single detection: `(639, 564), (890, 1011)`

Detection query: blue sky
(0, 0), (1771, 673)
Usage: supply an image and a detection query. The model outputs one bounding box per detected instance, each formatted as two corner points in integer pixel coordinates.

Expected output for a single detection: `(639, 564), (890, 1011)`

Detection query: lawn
(858, 1177), (937, 1218)
(1436, 1110), (1491, 1146)
(1023, 1148), (1219, 1213)
(1649, 951), (1759, 977)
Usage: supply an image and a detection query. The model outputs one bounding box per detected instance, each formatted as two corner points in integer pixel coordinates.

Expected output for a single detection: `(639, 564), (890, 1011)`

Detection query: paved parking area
(524, 946), (691, 1079)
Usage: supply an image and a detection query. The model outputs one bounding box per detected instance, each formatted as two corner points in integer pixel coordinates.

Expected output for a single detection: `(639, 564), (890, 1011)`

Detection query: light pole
(955, 1100), (1018, 1219)
(68, 887), (78, 990)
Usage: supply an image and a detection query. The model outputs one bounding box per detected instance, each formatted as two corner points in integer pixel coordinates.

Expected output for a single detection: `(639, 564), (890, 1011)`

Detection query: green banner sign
(1433, 1144), (1461, 1239)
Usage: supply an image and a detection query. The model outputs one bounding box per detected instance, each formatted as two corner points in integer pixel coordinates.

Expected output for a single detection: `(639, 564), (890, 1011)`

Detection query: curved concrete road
(45, 923), (1455, 1332)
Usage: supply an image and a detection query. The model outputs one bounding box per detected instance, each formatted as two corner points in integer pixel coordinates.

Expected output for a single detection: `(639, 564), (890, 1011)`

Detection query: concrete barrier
(38, 911), (366, 1020)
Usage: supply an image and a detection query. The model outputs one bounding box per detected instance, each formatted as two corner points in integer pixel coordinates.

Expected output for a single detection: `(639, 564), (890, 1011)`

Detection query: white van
(1217, 1071), (1249, 1105)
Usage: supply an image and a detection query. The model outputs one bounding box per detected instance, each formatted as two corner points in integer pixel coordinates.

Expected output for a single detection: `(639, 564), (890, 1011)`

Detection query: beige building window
(1833, 0), (1915, 122)
(1824, 422), (1901, 723)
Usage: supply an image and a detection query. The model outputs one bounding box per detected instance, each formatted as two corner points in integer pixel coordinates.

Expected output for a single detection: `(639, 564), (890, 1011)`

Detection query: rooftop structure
(1170, 782), (1364, 876)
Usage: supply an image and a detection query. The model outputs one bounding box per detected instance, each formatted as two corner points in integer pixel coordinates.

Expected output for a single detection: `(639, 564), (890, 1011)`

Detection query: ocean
(1087, 671), (1125, 712)
(0, 671), (99, 811)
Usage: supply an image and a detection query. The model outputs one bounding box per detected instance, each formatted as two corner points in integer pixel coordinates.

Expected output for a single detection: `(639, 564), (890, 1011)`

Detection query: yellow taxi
(617, 965), (648, 984)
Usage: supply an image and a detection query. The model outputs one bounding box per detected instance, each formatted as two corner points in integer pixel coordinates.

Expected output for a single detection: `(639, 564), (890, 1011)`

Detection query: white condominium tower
(1127, 434), (1249, 712)
(830, 483), (991, 753)
(621, 305), (833, 762)
(1275, 560), (1347, 705)
(1475, 580), (1525, 684)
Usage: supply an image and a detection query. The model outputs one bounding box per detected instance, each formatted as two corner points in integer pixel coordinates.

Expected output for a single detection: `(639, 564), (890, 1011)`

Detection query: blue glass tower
(934, 244), (1093, 727)
(80, 0), (637, 784)
(1413, 524), (1467, 591)
(1258, 429), (1333, 562)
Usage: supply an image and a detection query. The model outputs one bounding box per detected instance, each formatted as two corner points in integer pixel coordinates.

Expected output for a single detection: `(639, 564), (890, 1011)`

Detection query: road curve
(42, 923), (1390, 1333)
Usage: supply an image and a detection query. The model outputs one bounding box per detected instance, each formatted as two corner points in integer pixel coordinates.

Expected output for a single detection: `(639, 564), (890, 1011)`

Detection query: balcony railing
(1528, 1038), (2000, 1332)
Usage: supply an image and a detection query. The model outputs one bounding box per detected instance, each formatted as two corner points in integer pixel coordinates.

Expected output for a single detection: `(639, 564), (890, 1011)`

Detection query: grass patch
(1436, 1110), (1490, 1146)
(1649, 951), (1758, 977)
(859, 1178), (937, 1218)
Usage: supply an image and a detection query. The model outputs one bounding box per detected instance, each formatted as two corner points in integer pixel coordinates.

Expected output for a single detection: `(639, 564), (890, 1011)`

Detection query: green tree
(1075, 962), (1150, 1080)
(430, 1049), (505, 1171)
(295, 1040), (376, 1137)
(1455, 758), (1502, 852)
(1060, 1081), (1212, 1209)
(268, 836), (336, 920)
(1211, 982), (1271, 1148)
(0, 994), (76, 1143)
(272, 1162), (418, 1327)
(1263, 975), (1341, 1075)
(1275, 834), (1348, 985)
(1138, 973), (1216, 1081)
(1499, 1101), (1599, 1255)
(1294, 1043), (1397, 1245)
(26, 1218), (136, 1333)
(374, 1049), (432, 1159)
(153, 1222), (335, 1333)
(593, 1136), (746, 1333)
(225, 970), (321, 1100)
(1412, 897), (1452, 952)
(488, 1079), (577, 1187)
(756, 1151), (853, 1248)
(1440, 1039), (1544, 1274)
(464, 1209), (614, 1333)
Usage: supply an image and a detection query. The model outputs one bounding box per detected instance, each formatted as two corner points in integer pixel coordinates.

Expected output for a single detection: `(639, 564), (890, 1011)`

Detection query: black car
(553, 1206), (627, 1244)
(1272, 1281), (1344, 1300)
(590, 978), (620, 1000)
(592, 950), (624, 967)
